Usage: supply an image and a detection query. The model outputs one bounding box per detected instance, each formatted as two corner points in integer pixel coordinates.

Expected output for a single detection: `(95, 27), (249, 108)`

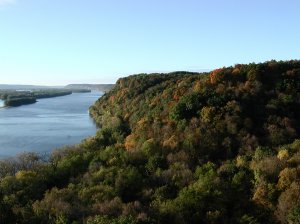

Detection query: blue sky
(0, 0), (299, 85)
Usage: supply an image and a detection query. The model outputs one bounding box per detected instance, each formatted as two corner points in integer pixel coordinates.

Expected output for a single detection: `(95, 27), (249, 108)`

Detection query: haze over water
(0, 92), (101, 157)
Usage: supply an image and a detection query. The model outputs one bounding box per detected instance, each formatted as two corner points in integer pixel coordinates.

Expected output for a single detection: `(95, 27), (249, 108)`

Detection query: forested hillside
(1, 60), (300, 223)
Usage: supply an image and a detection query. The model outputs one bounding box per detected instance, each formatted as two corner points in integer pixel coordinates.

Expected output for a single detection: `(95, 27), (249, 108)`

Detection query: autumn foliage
(1, 60), (300, 224)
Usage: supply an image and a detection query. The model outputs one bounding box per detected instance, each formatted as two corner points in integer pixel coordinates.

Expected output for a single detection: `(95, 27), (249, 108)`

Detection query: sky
(0, 0), (300, 85)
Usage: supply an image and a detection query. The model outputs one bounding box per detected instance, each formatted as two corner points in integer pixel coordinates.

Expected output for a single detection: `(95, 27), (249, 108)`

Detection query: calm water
(0, 92), (101, 157)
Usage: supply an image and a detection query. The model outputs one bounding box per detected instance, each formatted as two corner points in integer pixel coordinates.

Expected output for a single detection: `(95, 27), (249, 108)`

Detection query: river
(0, 92), (101, 157)
(0, 99), (4, 108)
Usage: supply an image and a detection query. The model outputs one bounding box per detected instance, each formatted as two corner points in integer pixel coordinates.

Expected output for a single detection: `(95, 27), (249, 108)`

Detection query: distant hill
(65, 84), (114, 92)
(0, 84), (61, 90)
(0, 84), (114, 92)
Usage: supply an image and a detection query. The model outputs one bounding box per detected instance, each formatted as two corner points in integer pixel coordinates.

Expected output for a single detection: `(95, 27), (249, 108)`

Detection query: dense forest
(1, 60), (300, 223)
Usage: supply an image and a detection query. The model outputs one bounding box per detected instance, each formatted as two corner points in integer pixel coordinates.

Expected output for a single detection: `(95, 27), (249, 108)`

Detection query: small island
(4, 97), (37, 107)
(0, 89), (91, 107)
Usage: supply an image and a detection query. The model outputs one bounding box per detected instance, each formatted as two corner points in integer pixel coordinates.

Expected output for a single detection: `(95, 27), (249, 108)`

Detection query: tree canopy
(1, 60), (300, 223)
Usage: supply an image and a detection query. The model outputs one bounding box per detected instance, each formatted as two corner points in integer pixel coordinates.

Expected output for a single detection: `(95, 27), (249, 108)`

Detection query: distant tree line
(0, 89), (90, 107)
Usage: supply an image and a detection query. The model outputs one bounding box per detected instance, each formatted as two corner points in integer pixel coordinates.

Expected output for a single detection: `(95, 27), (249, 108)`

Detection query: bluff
(1, 60), (300, 224)
(65, 84), (114, 92)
